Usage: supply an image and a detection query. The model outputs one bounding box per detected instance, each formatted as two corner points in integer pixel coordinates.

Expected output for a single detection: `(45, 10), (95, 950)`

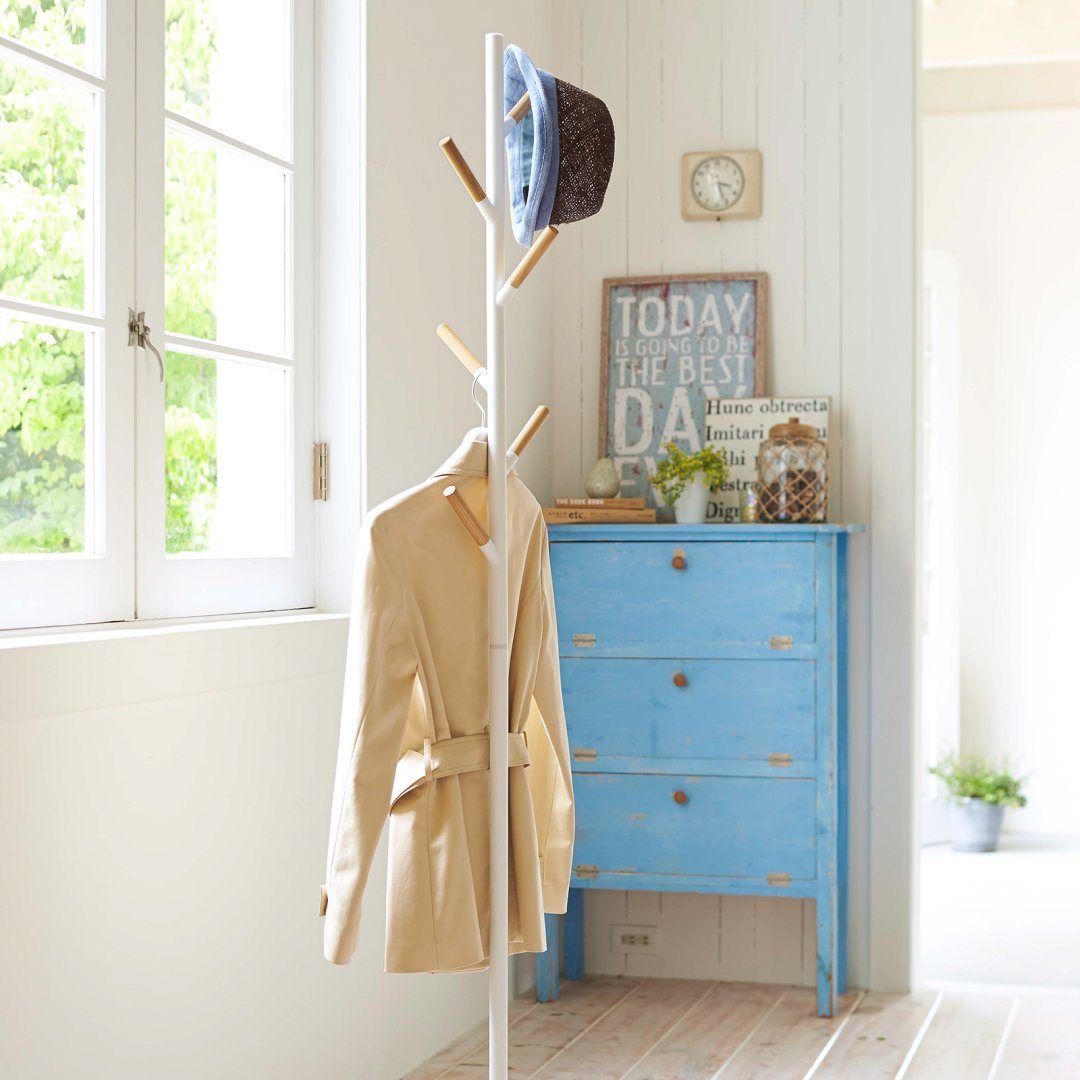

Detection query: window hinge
(575, 864), (599, 880)
(572, 747), (598, 763)
(768, 752), (793, 767)
(313, 442), (329, 501)
(769, 635), (794, 651)
(767, 872), (792, 887)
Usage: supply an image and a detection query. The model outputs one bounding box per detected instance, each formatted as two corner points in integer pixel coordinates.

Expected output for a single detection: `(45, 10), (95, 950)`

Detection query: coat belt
(390, 732), (530, 810)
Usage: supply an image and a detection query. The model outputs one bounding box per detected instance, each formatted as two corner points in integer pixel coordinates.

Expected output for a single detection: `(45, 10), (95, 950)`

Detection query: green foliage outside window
(163, 0), (219, 553)
(0, 0), (222, 554)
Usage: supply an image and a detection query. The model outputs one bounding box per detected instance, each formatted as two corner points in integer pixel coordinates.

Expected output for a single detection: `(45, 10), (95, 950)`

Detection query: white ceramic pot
(948, 798), (1006, 853)
(674, 475), (710, 524)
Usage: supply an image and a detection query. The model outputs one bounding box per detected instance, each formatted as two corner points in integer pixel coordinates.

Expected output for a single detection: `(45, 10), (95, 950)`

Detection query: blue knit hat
(504, 45), (616, 248)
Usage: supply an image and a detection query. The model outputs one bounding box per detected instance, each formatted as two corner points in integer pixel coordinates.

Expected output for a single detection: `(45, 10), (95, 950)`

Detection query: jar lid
(768, 416), (820, 440)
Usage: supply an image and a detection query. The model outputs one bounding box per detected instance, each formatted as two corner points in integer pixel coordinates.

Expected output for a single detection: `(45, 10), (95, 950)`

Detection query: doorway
(917, 0), (1080, 989)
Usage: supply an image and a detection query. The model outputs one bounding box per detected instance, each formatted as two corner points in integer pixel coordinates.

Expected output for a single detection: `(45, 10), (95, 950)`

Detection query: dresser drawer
(572, 773), (817, 881)
(562, 658), (816, 765)
(551, 541), (816, 654)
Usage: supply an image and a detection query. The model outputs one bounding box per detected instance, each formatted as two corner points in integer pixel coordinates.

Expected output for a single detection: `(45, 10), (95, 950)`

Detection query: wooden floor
(404, 977), (1080, 1079)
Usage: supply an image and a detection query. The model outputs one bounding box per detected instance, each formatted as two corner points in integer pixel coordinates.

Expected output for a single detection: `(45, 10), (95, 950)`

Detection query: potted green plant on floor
(650, 442), (729, 524)
(928, 754), (1027, 852)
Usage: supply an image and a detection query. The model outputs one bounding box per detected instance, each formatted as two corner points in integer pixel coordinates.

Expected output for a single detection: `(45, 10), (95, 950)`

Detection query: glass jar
(756, 416), (828, 523)
(739, 483), (759, 523)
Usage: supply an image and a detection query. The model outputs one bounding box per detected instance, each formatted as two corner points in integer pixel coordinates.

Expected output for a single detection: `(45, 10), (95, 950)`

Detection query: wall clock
(681, 150), (762, 221)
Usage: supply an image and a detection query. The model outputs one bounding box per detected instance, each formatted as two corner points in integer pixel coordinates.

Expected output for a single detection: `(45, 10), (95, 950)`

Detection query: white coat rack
(435, 32), (559, 1080)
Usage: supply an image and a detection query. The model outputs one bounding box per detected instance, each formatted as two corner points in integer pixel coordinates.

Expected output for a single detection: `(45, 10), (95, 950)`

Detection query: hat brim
(504, 45), (560, 247)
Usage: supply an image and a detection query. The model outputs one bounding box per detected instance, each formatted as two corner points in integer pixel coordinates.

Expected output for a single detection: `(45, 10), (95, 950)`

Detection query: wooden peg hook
(436, 323), (484, 378)
(443, 484), (490, 547)
(506, 92), (531, 125)
(509, 406), (550, 460)
(439, 137), (486, 203)
(498, 226), (559, 304)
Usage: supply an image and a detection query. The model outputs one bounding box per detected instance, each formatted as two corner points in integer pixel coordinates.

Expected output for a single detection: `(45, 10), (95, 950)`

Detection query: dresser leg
(837, 531), (850, 997)
(837, 874), (848, 995)
(536, 912), (561, 1002)
(816, 886), (838, 1018)
(563, 888), (585, 982)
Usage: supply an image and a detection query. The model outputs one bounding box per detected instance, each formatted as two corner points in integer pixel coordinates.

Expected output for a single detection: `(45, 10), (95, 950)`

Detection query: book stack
(542, 497), (656, 525)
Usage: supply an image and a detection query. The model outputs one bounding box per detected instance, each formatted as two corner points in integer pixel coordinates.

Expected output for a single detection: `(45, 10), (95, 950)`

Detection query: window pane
(164, 129), (287, 356)
(0, 316), (88, 554)
(165, 351), (290, 557)
(0, 58), (93, 312)
(0, 0), (98, 73)
(165, 0), (289, 158)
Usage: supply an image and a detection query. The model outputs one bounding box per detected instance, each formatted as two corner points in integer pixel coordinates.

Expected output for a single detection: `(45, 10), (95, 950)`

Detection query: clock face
(691, 155), (745, 212)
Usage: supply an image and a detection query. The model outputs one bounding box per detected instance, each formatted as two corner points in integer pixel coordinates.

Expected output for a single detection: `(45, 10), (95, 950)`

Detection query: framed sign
(599, 272), (767, 501)
(704, 396), (830, 522)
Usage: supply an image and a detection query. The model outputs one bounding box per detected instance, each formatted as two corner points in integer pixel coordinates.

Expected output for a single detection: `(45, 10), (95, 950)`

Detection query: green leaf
(927, 752), (1028, 809)
(648, 442), (729, 507)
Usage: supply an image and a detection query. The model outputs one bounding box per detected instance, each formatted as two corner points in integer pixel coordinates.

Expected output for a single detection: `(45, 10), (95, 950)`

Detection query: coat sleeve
(523, 522), (575, 914)
(322, 516), (417, 965)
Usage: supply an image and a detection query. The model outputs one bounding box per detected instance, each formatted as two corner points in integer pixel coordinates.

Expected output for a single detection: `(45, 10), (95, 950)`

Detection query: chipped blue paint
(551, 540), (817, 655)
(574, 773), (817, 878)
(536, 912), (560, 1003)
(536, 525), (861, 1016)
(836, 532), (850, 997)
(814, 534), (839, 1017)
(561, 658), (817, 763)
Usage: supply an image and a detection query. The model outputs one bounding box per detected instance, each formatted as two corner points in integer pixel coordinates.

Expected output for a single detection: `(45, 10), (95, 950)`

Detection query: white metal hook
(470, 367), (487, 427)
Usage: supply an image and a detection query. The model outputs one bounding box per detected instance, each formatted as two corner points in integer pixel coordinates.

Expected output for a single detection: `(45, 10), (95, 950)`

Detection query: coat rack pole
(484, 30), (510, 1080)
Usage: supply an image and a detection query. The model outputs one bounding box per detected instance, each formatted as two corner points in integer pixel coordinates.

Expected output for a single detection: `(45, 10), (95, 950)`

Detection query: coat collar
(432, 427), (489, 478)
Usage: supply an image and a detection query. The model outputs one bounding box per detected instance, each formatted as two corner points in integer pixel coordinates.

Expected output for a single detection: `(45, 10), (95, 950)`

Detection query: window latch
(128, 308), (164, 382)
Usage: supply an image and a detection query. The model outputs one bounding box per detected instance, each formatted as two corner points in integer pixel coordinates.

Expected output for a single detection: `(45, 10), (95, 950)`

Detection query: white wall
(546, 0), (915, 994)
(924, 107), (1080, 836)
(0, 618), (489, 1080)
(363, 1), (555, 509)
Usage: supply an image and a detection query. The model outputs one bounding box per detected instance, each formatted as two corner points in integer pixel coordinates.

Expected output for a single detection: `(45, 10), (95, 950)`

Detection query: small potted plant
(650, 442), (729, 524)
(928, 753), (1027, 852)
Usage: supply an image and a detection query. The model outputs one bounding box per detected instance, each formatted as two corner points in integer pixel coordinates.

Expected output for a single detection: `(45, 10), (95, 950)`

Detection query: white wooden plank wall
(548, 0), (880, 990)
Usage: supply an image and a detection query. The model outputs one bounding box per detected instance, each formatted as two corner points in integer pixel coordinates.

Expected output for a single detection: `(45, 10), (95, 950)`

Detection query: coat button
(673, 790), (689, 805)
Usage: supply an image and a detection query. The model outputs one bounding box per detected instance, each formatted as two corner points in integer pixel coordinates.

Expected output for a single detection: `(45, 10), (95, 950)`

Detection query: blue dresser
(535, 523), (862, 1017)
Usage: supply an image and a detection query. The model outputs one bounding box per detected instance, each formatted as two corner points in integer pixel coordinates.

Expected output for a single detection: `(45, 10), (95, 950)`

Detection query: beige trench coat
(321, 430), (574, 971)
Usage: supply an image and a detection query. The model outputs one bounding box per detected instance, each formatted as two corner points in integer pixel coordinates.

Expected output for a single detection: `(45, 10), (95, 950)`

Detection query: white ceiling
(923, 0), (1080, 67)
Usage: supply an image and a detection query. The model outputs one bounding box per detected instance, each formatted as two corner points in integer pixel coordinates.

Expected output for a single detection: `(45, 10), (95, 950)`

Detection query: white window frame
(133, 0), (315, 620)
(0, 0), (315, 630)
(0, 5), (135, 630)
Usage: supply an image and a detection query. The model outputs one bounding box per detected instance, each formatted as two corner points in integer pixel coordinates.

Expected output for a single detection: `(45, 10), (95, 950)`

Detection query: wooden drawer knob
(673, 672), (688, 688)
(673, 790), (689, 805)
(671, 554), (686, 570)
